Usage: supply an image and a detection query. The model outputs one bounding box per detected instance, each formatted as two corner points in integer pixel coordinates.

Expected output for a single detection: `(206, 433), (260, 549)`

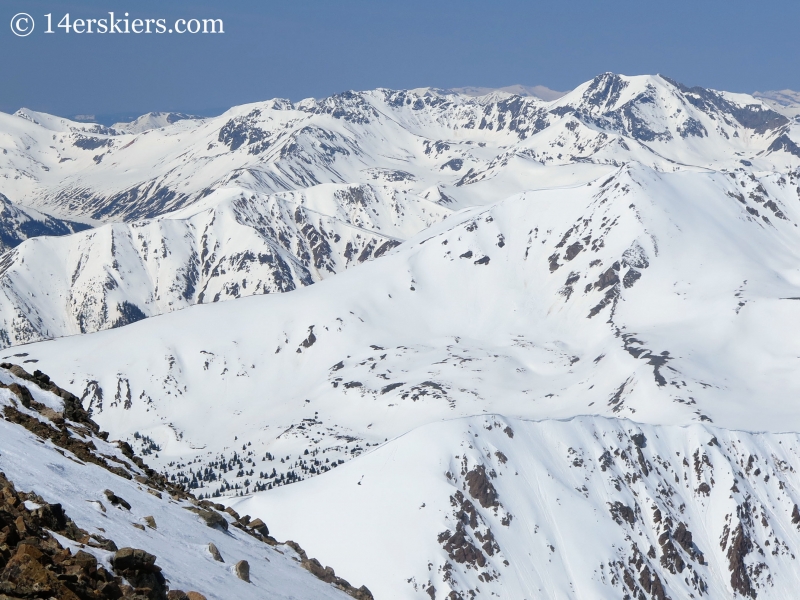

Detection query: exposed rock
(208, 542), (224, 562)
(464, 465), (499, 508)
(249, 517), (269, 537)
(112, 547), (167, 599)
(0, 471), (154, 599)
(234, 559), (250, 583)
(105, 489), (132, 510)
(185, 507), (228, 531)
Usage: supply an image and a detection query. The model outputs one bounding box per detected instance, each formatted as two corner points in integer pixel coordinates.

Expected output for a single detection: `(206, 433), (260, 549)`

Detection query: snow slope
(10, 158), (800, 597)
(12, 163), (800, 444)
(0, 364), (366, 600)
(0, 183), (449, 345)
(235, 414), (800, 600)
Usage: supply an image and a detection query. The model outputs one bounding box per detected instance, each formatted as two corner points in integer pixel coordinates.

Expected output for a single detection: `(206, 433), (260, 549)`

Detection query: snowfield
(0, 366), (360, 600)
(1, 72), (800, 598)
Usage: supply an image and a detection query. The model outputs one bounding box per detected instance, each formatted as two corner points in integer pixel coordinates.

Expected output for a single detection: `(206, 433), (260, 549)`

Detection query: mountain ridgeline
(1, 73), (800, 599)
(0, 73), (797, 347)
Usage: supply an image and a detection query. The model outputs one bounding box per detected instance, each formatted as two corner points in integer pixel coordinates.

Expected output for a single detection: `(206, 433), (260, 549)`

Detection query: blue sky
(2, 0), (799, 118)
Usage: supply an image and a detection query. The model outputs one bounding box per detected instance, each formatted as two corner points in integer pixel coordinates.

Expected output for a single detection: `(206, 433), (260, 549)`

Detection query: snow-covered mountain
(754, 89), (800, 119)
(0, 362), (371, 599)
(112, 112), (203, 134)
(0, 184), (448, 345)
(0, 192), (89, 253)
(445, 84), (568, 100)
(11, 158), (800, 597)
(0, 73), (799, 348)
(4, 73), (799, 225)
(3, 73), (800, 598)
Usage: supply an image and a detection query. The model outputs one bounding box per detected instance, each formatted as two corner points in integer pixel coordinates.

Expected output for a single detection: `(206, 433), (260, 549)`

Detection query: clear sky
(2, 0), (799, 119)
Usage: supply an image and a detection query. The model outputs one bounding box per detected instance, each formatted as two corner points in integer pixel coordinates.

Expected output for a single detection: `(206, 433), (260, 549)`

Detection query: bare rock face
(168, 591), (208, 600)
(234, 559), (250, 583)
(464, 465), (499, 508)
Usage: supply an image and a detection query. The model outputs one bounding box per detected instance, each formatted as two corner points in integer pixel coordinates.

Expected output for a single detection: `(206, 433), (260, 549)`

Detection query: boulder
(207, 543), (224, 563)
(104, 490), (131, 510)
(248, 518), (269, 537)
(185, 507), (228, 531)
(112, 547), (159, 573)
(234, 559), (250, 583)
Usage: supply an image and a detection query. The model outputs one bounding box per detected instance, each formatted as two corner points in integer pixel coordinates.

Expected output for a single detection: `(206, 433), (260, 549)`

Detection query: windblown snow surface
(3, 73), (800, 599)
(0, 367), (356, 600)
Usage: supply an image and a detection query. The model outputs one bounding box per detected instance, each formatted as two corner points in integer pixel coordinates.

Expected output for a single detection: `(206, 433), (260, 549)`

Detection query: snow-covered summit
(112, 112), (204, 134)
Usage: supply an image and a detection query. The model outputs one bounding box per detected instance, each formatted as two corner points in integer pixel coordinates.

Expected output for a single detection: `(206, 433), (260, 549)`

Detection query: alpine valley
(1, 73), (800, 599)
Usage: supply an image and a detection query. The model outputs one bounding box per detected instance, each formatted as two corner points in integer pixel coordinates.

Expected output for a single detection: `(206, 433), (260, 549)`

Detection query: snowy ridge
(0, 192), (89, 253)
(1, 73), (797, 224)
(11, 158), (800, 597)
(0, 73), (798, 347)
(0, 183), (449, 345)
(112, 112), (203, 134)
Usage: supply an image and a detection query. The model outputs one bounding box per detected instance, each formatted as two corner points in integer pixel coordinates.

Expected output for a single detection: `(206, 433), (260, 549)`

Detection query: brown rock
(167, 591), (189, 600)
(207, 543), (224, 562)
(112, 547), (159, 572)
(143, 515), (157, 529)
(185, 507), (228, 531)
(72, 549), (98, 574)
(186, 592), (208, 600)
(234, 559), (250, 583)
(1, 552), (57, 596)
(104, 490), (131, 510)
(249, 518), (269, 537)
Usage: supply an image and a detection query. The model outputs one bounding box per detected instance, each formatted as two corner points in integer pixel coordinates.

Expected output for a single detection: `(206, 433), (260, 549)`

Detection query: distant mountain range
(1, 73), (800, 599)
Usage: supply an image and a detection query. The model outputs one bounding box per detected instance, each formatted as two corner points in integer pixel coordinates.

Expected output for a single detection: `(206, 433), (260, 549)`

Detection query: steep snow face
(234, 414), (800, 600)
(1, 74), (796, 224)
(0, 367), (356, 600)
(12, 163), (800, 495)
(0, 183), (449, 345)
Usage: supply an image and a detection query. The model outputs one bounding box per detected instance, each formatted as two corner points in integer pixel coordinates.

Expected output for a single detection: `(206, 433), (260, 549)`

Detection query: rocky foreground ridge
(0, 364), (371, 600)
